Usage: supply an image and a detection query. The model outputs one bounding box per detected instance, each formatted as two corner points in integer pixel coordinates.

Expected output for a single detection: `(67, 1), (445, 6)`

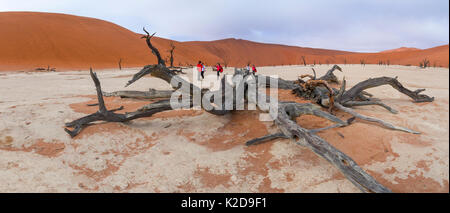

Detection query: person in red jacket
(252, 64), (257, 75)
(215, 63), (223, 79)
(197, 61), (204, 80)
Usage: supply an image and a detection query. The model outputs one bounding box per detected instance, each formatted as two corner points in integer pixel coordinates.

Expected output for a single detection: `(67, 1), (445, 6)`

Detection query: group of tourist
(196, 61), (257, 80)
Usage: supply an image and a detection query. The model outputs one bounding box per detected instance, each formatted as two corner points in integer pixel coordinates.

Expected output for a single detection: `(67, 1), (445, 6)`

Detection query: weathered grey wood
(276, 107), (391, 193)
(64, 29), (395, 192)
(142, 27), (165, 66)
(256, 74), (299, 90)
(291, 74), (433, 122)
(65, 67), (392, 193)
(254, 89), (391, 193)
(334, 102), (420, 134)
(343, 100), (398, 114)
(338, 76), (434, 103)
(311, 68), (317, 79)
(244, 101), (351, 146)
(246, 132), (289, 146)
(308, 123), (345, 134)
(64, 69), (184, 137)
(103, 88), (173, 99)
(282, 102), (347, 125)
(317, 65), (342, 84)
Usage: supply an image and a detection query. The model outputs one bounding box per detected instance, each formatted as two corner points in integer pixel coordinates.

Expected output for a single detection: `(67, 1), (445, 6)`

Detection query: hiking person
(201, 62), (206, 80)
(252, 64), (257, 75)
(197, 61), (203, 80)
(215, 63), (223, 79)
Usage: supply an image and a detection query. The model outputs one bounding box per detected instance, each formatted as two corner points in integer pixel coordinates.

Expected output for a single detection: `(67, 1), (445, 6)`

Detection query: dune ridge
(380, 47), (421, 53)
(0, 11), (448, 71)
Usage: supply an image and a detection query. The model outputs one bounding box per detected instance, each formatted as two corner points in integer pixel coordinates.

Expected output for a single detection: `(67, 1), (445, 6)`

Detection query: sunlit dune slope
(0, 12), (448, 71)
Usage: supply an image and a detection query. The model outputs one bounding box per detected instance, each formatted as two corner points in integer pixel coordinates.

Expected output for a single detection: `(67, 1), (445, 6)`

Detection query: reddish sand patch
(384, 167), (398, 174)
(31, 139), (66, 157)
(277, 89), (311, 104)
(174, 108), (289, 192)
(69, 161), (120, 182)
(0, 136), (65, 158)
(194, 167), (233, 188)
(415, 160), (432, 172)
(176, 181), (197, 192)
(371, 172), (449, 193)
(67, 128), (160, 182)
(177, 110), (270, 151)
(242, 142), (285, 192)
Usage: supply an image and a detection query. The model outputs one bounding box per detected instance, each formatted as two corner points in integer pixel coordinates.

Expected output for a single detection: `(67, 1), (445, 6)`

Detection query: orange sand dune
(340, 44), (449, 67)
(380, 47), (421, 53)
(0, 12), (448, 71)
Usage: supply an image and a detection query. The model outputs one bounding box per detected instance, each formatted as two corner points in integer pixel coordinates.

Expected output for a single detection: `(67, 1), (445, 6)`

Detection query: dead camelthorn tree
(118, 58), (122, 70)
(360, 59), (366, 67)
(290, 65), (434, 133)
(301, 56), (307, 66)
(297, 65), (342, 85)
(219, 55), (230, 68)
(65, 70), (388, 193)
(168, 42), (176, 68)
(142, 27), (166, 66)
(63, 27), (434, 193)
(420, 58), (430, 68)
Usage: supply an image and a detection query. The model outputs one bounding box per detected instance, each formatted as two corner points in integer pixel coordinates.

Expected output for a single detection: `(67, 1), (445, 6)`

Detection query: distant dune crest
(0, 11), (448, 71)
(380, 47), (421, 53)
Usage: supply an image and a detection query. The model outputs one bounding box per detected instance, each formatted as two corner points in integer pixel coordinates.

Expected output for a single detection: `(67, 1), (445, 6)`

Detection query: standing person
(197, 61), (203, 80)
(201, 62), (206, 80)
(246, 63), (251, 73)
(252, 64), (257, 75)
(215, 63), (223, 79)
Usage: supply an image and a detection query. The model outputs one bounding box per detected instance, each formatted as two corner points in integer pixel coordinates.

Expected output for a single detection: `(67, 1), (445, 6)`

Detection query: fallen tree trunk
(254, 90), (391, 193)
(103, 88), (173, 99)
(337, 76), (435, 103)
(334, 102), (419, 134)
(65, 66), (391, 192)
(291, 69), (434, 133)
(298, 65), (342, 84)
(246, 132), (289, 146)
(257, 74), (299, 89)
(275, 106), (391, 193)
(63, 28), (397, 193)
(64, 69), (186, 138)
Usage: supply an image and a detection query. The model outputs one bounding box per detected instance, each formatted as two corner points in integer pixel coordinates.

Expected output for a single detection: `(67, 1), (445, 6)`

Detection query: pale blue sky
(0, 0), (448, 52)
